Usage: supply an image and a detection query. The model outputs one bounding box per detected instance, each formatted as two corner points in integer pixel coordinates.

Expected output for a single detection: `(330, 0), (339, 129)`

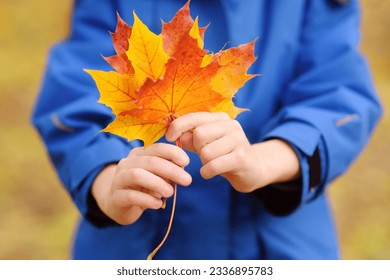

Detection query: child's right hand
(91, 143), (192, 225)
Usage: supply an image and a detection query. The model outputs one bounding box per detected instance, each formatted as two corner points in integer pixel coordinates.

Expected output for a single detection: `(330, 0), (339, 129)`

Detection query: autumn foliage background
(0, 0), (389, 259)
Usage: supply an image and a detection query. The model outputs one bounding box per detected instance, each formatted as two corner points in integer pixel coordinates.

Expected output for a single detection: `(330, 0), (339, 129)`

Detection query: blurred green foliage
(0, 0), (389, 259)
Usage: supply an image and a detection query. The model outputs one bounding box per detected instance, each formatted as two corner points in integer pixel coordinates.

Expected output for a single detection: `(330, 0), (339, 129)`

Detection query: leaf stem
(147, 183), (177, 260)
(147, 137), (182, 260)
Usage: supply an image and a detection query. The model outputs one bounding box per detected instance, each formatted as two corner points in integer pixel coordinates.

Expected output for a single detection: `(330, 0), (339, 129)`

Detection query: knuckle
(128, 168), (144, 182)
(231, 119), (242, 130)
(193, 127), (206, 142)
(199, 146), (212, 163)
(234, 147), (247, 162)
(129, 147), (141, 157)
(187, 112), (198, 121)
(218, 112), (231, 120)
(146, 156), (161, 168)
(117, 158), (133, 170)
(125, 191), (138, 205)
(153, 143), (165, 154)
(117, 158), (127, 168)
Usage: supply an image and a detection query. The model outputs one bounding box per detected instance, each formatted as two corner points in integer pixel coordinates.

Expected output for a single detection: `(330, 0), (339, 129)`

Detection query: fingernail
(164, 187), (173, 197)
(180, 173), (192, 185)
(179, 156), (189, 166)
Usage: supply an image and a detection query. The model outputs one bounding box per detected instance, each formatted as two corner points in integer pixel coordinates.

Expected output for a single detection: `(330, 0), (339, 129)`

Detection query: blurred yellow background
(0, 1), (389, 259)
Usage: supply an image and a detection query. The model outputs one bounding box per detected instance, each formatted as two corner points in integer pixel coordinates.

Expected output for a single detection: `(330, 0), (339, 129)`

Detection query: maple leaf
(86, 1), (257, 147)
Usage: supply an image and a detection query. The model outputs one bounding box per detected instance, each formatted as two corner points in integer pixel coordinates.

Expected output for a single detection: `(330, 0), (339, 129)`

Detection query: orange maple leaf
(86, 0), (257, 147)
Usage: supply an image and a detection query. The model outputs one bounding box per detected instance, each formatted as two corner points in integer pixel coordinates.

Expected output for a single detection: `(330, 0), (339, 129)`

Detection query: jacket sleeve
(255, 0), (382, 214)
(31, 0), (134, 226)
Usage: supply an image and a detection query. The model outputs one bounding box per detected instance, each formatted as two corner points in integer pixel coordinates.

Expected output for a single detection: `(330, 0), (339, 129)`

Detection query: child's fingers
(117, 167), (174, 198)
(131, 143), (190, 167)
(119, 156), (192, 187)
(114, 189), (163, 210)
(191, 119), (240, 152)
(166, 112), (231, 142)
(198, 133), (237, 164)
(200, 151), (241, 180)
(139, 156), (192, 186)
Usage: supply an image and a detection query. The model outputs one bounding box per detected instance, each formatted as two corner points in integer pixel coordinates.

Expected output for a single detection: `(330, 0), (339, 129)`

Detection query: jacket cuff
(80, 165), (121, 227)
(253, 121), (328, 215)
(60, 135), (132, 226)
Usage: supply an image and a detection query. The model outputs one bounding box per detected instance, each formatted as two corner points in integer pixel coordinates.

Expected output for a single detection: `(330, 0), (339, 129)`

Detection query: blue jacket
(32, 0), (382, 259)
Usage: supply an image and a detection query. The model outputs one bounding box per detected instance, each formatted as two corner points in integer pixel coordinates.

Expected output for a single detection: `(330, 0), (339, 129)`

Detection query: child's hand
(166, 112), (300, 193)
(92, 143), (191, 225)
